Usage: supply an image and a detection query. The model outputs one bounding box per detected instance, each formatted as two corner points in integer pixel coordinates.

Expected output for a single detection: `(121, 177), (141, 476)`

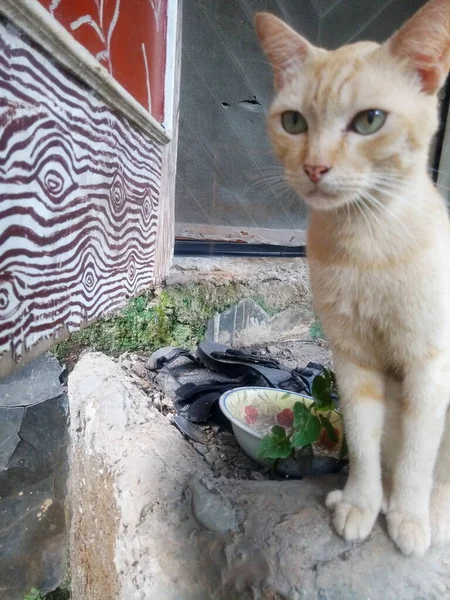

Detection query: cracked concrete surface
(69, 352), (450, 599)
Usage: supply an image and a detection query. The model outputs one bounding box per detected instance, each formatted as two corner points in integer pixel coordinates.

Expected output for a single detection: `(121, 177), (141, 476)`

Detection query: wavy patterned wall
(0, 18), (164, 377)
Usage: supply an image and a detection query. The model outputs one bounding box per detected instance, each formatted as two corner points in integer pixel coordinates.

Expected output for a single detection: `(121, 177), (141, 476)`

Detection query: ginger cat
(256, 0), (450, 556)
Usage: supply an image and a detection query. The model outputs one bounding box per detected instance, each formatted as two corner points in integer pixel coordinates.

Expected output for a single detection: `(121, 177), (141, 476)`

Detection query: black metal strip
(174, 240), (307, 257)
(432, 74), (450, 182)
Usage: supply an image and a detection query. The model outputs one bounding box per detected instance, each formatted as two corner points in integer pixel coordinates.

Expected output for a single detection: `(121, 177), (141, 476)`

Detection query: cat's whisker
(261, 166), (286, 174)
(358, 194), (386, 231)
(244, 175), (293, 195)
(352, 195), (378, 245)
(369, 182), (415, 203)
(370, 179), (407, 192)
(362, 205), (388, 244)
(427, 167), (450, 175)
(247, 180), (291, 192)
(369, 183), (409, 200)
(345, 199), (354, 227)
(368, 177), (408, 193)
(361, 190), (414, 240)
(369, 173), (405, 185)
(359, 192), (394, 224)
(248, 190), (294, 205)
(359, 192), (412, 245)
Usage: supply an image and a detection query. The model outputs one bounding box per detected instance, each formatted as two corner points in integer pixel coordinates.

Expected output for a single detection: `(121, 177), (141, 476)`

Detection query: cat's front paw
(326, 489), (380, 541)
(386, 510), (430, 556)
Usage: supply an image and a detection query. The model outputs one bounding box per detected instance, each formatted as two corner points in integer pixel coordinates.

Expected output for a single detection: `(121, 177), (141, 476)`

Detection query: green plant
(24, 590), (43, 600)
(309, 318), (324, 341)
(45, 587), (71, 600)
(258, 369), (347, 461)
(24, 585), (71, 600)
(51, 284), (258, 365)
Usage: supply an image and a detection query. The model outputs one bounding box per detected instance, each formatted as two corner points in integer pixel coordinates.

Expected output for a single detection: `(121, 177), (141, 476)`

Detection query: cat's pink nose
(303, 164), (331, 183)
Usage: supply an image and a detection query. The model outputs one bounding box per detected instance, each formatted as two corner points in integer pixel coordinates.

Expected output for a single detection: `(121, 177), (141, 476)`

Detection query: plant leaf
(271, 425), (288, 439)
(24, 590), (42, 600)
(293, 401), (310, 428)
(291, 402), (321, 448)
(311, 374), (334, 410)
(291, 417), (321, 447)
(311, 375), (329, 407)
(258, 426), (292, 459)
(319, 415), (339, 443)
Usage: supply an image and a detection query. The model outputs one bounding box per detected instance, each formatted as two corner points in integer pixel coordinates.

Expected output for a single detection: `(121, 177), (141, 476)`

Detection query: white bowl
(219, 387), (318, 464)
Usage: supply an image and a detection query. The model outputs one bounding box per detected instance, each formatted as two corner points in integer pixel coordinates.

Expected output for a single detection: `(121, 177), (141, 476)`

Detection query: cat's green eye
(350, 109), (387, 135)
(281, 111), (308, 134)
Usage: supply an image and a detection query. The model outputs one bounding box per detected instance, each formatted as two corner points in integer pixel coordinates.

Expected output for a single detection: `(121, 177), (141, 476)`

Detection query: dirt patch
(244, 339), (331, 370)
(70, 456), (119, 600)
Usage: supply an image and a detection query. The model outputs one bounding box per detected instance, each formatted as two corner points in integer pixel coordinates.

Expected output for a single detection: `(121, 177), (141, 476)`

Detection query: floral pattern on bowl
(219, 387), (343, 465)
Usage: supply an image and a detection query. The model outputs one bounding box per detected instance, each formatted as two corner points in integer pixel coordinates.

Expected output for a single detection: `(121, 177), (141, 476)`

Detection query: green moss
(24, 587), (70, 600)
(52, 283), (269, 364)
(309, 318), (324, 341)
(251, 296), (278, 317)
(53, 291), (168, 361)
(44, 588), (70, 600)
(24, 590), (42, 600)
(51, 277), (315, 365)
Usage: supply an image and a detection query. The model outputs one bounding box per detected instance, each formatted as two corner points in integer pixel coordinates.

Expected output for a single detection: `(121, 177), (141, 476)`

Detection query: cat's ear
(387, 0), (450, 94)
(255, 12), (312, 89)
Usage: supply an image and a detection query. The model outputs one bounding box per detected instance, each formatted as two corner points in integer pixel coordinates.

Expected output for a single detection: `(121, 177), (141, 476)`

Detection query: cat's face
(257, 1), (450, 212)
(267, 43), (438, 211)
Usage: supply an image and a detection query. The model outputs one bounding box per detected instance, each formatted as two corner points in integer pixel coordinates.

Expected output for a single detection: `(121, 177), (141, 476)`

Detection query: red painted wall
(38, 0), (167, 122)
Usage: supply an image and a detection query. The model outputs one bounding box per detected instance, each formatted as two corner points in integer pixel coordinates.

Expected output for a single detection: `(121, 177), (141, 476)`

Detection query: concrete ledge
(68, 352), (209, 599)
(169, 256), (310, 287)
(68, 353), (450, 600)
(169, 256), (313, 318)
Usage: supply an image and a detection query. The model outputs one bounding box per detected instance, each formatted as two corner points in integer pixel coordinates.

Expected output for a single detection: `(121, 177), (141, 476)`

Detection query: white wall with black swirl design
(0, 18), (164, 377)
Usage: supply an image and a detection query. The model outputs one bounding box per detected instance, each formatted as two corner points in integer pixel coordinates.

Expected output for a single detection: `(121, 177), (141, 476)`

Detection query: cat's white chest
(310, 253), (450, 365)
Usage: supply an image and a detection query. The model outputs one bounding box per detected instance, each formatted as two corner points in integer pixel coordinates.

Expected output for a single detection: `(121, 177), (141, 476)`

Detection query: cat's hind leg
(326, 355), (385, 541)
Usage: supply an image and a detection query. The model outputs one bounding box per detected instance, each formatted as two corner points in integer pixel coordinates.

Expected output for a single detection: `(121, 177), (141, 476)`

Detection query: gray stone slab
(206, 297), (269, 344)
(0, 477), (66, 597)
(0, 407), (24, 469)
(221, 477), (450, 600)
(206, 299), (310, 346)
(0, 353), (68, 599)
(0, 353), (64, 407)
